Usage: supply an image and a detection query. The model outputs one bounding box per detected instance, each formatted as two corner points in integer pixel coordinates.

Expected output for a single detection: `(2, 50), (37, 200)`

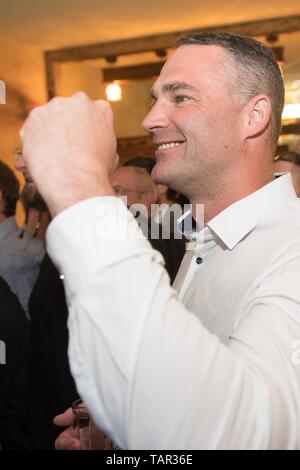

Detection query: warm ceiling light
(105, 82), (122, 102)
(282, 104), (300, 120)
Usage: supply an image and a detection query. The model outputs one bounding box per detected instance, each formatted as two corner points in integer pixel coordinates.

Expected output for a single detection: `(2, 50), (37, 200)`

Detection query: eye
(175, 95), (189, 103)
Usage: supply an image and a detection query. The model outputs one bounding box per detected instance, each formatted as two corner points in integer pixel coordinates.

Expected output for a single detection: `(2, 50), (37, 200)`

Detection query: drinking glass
(72, 399), (118, 450)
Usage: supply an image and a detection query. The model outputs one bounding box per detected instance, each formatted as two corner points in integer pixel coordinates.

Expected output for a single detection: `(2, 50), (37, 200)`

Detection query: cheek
(176, 108), (215, 140)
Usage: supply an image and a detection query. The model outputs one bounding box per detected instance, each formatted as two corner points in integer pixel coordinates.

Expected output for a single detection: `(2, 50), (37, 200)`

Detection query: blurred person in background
(112, 164), (185, 282)
(20, 181), (50, 240)
(274, 151), (300, 196)
(14, 148), (78, 448)
(0, 276), (30, 449)
(0, 158), (44, 319)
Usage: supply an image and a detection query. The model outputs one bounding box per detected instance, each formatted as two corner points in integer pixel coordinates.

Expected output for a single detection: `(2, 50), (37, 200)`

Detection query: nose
(142, 101), (169, 133)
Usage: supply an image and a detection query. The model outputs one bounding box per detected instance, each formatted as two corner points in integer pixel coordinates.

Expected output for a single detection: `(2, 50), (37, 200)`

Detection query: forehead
(112, 168), (131, 182)
(111, 168), (140, 186)
(153, 44), (228, 92)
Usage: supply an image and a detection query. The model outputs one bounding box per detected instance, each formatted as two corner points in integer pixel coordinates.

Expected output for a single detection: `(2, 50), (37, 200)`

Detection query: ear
(244, 94), (271, 139)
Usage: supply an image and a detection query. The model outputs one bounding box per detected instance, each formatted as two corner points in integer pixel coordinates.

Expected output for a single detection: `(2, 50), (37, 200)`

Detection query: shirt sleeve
(46, 196), (300, 450)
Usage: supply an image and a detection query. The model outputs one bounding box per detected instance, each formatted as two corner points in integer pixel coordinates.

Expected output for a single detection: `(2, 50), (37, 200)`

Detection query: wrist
(48, 179), (114, 217)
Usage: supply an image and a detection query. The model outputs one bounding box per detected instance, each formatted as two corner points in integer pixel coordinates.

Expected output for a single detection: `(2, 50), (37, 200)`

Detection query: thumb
(95, 98), (116, 130)
(53, 407), (73, 427)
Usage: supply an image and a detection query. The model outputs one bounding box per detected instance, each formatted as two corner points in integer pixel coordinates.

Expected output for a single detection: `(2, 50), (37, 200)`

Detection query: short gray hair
(179, 32), (285, 154)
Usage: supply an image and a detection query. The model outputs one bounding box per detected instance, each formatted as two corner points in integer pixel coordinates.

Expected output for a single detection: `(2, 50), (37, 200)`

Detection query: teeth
(157, 142), (181, 151)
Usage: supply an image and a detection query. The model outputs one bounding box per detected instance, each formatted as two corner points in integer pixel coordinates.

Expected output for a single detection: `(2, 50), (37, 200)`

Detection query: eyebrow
(150, 82), (199, 99)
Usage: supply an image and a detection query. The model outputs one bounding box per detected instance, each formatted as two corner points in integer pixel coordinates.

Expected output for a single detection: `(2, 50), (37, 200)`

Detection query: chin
(151, 165), (179, 194)
(151, 163), (167, 185)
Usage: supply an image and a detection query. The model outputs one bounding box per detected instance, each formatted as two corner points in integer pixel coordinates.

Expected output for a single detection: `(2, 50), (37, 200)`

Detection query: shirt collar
(177, 210), (198, 240)
(0, 216), (18, 244)
(178, 174), (297, 250)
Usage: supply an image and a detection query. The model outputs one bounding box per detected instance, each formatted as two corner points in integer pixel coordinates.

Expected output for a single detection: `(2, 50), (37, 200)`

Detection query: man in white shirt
(21, 32), (300, 449)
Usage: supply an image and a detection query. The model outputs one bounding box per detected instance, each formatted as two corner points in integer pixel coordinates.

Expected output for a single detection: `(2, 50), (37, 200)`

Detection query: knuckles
(27, 93), (111, 122)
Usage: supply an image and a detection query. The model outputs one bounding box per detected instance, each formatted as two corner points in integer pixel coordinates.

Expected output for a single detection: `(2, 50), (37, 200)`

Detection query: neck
(190, 164), (274, 226)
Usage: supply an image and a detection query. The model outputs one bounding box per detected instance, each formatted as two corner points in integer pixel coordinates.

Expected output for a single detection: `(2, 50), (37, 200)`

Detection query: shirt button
(196, 257), (203, 265)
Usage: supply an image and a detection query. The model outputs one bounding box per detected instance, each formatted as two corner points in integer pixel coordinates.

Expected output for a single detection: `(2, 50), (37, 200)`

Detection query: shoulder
(0, 234), (45, 261)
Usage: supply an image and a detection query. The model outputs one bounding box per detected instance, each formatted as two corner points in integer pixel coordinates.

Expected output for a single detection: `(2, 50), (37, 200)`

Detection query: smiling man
(21, 32), (300, 449)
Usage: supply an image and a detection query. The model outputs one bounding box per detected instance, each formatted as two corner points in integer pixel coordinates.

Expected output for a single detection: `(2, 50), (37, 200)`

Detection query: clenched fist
(21, 92), (118, 216)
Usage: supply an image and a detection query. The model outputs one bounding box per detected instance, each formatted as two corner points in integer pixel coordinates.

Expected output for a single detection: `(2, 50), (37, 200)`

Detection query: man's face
(142, 45), (245, 197)
(111, 167), (146, 208)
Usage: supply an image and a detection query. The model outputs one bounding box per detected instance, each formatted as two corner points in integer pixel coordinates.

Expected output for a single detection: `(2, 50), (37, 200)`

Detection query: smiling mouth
(155, 141), (184, 151)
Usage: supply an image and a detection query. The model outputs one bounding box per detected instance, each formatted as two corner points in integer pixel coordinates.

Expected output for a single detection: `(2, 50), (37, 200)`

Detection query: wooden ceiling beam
(281, 122), (300, 135)
(102, 62), (166, 82)
(45, 14), (300, 99)
(45, 14), (300, 63)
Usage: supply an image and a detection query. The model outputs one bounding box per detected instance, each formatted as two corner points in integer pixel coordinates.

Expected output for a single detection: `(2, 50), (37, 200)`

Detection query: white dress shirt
(47, 174), (300, 449)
